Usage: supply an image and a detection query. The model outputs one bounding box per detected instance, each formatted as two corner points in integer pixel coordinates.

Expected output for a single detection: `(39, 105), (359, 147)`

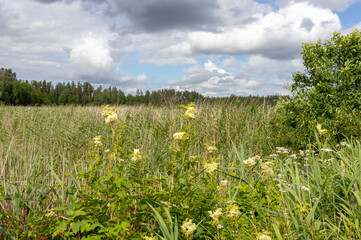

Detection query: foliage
(1, 101), (361, 239)
(272, 30), (361, 147)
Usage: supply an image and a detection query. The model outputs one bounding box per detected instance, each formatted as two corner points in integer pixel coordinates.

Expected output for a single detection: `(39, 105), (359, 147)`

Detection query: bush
(272, 29), (361, 147)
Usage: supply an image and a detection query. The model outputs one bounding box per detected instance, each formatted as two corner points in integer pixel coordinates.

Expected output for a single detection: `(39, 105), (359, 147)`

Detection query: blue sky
(0, 0), (360, 96)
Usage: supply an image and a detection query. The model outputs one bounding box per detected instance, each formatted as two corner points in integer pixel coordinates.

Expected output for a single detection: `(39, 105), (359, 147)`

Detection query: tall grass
(0, 103), (273, 190)
(1, 102), (360, 239)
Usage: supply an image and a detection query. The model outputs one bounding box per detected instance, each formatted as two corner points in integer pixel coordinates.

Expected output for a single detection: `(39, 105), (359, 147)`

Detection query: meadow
(1, 101), (361, 239)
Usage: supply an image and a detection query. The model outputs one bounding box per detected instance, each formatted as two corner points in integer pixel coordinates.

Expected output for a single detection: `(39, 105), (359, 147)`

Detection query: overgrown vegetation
(272, 29), (361, 147)
(1, 30), (361, 239)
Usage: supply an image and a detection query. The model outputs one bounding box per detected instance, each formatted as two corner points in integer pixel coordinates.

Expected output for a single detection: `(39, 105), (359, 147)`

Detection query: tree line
(0, 68), (280, 106)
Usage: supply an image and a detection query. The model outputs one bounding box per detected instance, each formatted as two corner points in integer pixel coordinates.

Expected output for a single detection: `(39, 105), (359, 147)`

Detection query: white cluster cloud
(168, 60), (263, 96)
(70, 34), (114, 76)
(168, 55), (304, 96)
(166, 2), (341, 60)
(0, 0), (359, 95)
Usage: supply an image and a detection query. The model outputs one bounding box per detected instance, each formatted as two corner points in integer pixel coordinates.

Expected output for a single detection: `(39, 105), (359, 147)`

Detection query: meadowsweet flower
(105, 112), (118, 123)
(131, 149), (142, 162)
(185, 106), (197, 119)
(261, 163), (274, 176)
(181, 218), (196, 238)
(243, 155), (260, 167)
(93, 135), (102, 146)
(204, 162), (218, 174)
(301, 186), (310, 191)
(207, 145), (218, 153)
(220, 180), (228, 186)
(217, 224), (223, 229)
(107, 152), (116, 160)
(316, 124), (327, 135)
(227, 205), (241, 218)
(208, 208), (223, 224)
(142, 235), (156, 240)
(45, 210), (55, 218)
(269, 154), (278, 157)
(173, 131), (187, 140)
(257, 234), (272, 240)
(102, 106), (119, 124)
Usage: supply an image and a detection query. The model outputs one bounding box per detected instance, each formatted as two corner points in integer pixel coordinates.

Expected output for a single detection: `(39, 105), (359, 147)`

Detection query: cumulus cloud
(223, 55), (303, 83)
(1, 0), (357, 96)
(167, 55), (305, 96)
(70, 34), (114, 76)
(80, 0), (221, 33)
(167, 60), (269, 96)
(180, 2), (341, 60)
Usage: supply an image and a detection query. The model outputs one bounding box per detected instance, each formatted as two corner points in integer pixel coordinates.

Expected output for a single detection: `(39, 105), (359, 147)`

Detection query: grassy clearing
(1, 103), (360, 239)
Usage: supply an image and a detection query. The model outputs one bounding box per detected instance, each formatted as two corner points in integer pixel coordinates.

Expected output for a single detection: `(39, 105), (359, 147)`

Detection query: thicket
(272, 29), (361, 147)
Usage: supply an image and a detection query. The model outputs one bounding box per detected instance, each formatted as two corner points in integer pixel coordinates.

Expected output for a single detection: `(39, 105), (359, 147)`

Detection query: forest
(0, 68), (279, 107)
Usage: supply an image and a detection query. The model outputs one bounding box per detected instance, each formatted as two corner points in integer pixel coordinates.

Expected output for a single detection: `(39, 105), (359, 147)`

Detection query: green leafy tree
(273, 29), (361, 147)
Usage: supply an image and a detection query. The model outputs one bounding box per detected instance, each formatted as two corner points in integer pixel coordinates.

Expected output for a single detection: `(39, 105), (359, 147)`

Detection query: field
(1, 102), (361, 239)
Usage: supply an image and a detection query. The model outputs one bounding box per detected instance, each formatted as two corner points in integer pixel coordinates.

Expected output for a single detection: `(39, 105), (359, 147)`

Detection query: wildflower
(257, 234), (272, 240)
(142, 235), (156, 240)
(276, 147), (289, 154)
(184, 106), (197, 119)
(316, 124), (327, 135)
(290, 154), (297, 159)
(208, 208), (223, 224)
(340, 142), (351, 147)
(204, 162), (218, 174)
(207, 145), (218, 153)
(217, 224), (223, 229)
(45, 210), (55, 218)
(301, 186), (310, 191)
(173, 131), (187, 140)
(321, 148), (332, 152)
(261, 163), (274, 176)
(102, 106), (118, 124)
(220, 180), (228, 186)
(93, 135), (102, 146)
(269, 154), (278, 157)
(243, 155), (260, 167)
(107, 152), (116, 160)
(227, 205), (241, 218)
(131, 149), (142, 162)
(105, 112), (118, 123)
(181, 218), (196, 238)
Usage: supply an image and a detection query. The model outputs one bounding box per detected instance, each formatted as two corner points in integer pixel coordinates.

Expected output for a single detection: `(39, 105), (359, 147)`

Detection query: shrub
(272, 29), (361, 147)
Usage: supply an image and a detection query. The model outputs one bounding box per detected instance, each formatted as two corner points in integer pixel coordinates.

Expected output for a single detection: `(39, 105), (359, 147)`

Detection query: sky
(0, 0), (361, 96)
